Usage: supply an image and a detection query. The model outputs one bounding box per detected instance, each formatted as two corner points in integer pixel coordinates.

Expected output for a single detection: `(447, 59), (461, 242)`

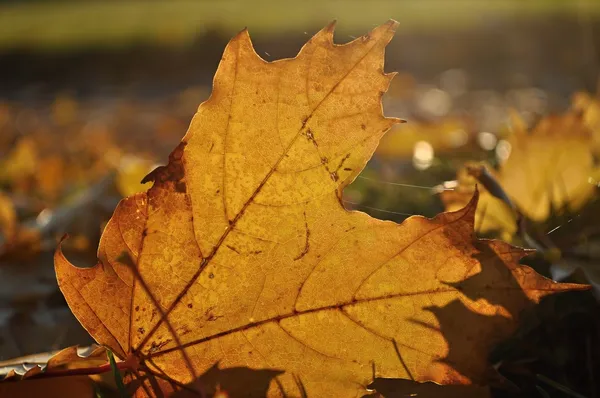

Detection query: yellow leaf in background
(0, 190), (40, 261)
(442, 109), (600, 240)
(54, 21), (584, 397)
(0, 138), (37, 187)
(51, 94), (79, 126)
(0, 192), (16, 242)
(572, 91), (600, 152)
(440, 162), (517, 241)
(37, 156), (66, 202)
(502, 113), (597, 221)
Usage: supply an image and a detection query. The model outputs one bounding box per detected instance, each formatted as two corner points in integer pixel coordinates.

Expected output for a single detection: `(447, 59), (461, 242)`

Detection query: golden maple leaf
(55, 21), (584, 397)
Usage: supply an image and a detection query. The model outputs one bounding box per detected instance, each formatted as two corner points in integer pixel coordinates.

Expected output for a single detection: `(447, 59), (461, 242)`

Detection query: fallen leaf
(441, 110), (600, 240)
(0, 192), (16, 244)
(0, 137), (38, 193)
(45, 345), (108, 372)
(55, 21), (584, 397)
(500, 113), (597, 221)
(0, 345), (108, 380)
(440, 162), (518, 242)
(36, 156), (66, 202)
(0, 346), (110, 398)
(571, 91), (600, 152)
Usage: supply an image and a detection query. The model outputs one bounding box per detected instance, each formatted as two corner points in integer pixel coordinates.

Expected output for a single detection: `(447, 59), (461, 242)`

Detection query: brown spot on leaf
(335, 153), (351, 173)
(175, 181), (187, 193)
(294, 212), (311, 261)
(148, 339), (173, 354)
(180, 326), (191, 336)
(226, 245), (240, 254)
(206, 312), (223, 322)
(305, 129), (318, 147)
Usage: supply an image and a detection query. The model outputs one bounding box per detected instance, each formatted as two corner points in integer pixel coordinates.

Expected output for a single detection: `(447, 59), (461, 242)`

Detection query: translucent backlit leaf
(55, 21), (584, 397)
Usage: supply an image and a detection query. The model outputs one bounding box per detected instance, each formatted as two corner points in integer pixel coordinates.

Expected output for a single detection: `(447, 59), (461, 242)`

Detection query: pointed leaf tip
(325, 20), (337, 33)
(368, 19), (399, 42)
(313, 20), (337, 43)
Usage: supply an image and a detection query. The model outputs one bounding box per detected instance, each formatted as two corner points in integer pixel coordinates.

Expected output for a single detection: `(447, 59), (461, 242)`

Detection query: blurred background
(1, 1), (600, 397)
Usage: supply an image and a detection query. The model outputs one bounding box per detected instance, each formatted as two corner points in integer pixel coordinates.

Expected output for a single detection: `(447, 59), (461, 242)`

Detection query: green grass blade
(107, 349), (129, 398)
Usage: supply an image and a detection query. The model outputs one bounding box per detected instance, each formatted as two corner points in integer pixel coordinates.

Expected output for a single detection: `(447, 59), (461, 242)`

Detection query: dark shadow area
(365, 378), (490, 397)
(411, 228), (531, 383)
(491, 290), (600, 398)
(166, 363), (283, 398)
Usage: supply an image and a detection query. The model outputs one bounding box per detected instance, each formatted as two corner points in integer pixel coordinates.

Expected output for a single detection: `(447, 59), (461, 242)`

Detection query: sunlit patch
(36, 208), (53, 228)
(440, 68), (468, 97)
(214, 385), (230, 398)
(448, 129), (468, 148)
(412, 141), (434, 170)
(477, 132), (497, 150)
(417, 88), (452, 117)
(495, 140), (512, 162)
(442, 180), (458, 190)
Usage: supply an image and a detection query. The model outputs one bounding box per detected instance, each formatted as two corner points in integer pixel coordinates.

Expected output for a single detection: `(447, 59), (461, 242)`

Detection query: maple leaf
(55, 21), (584, 397)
